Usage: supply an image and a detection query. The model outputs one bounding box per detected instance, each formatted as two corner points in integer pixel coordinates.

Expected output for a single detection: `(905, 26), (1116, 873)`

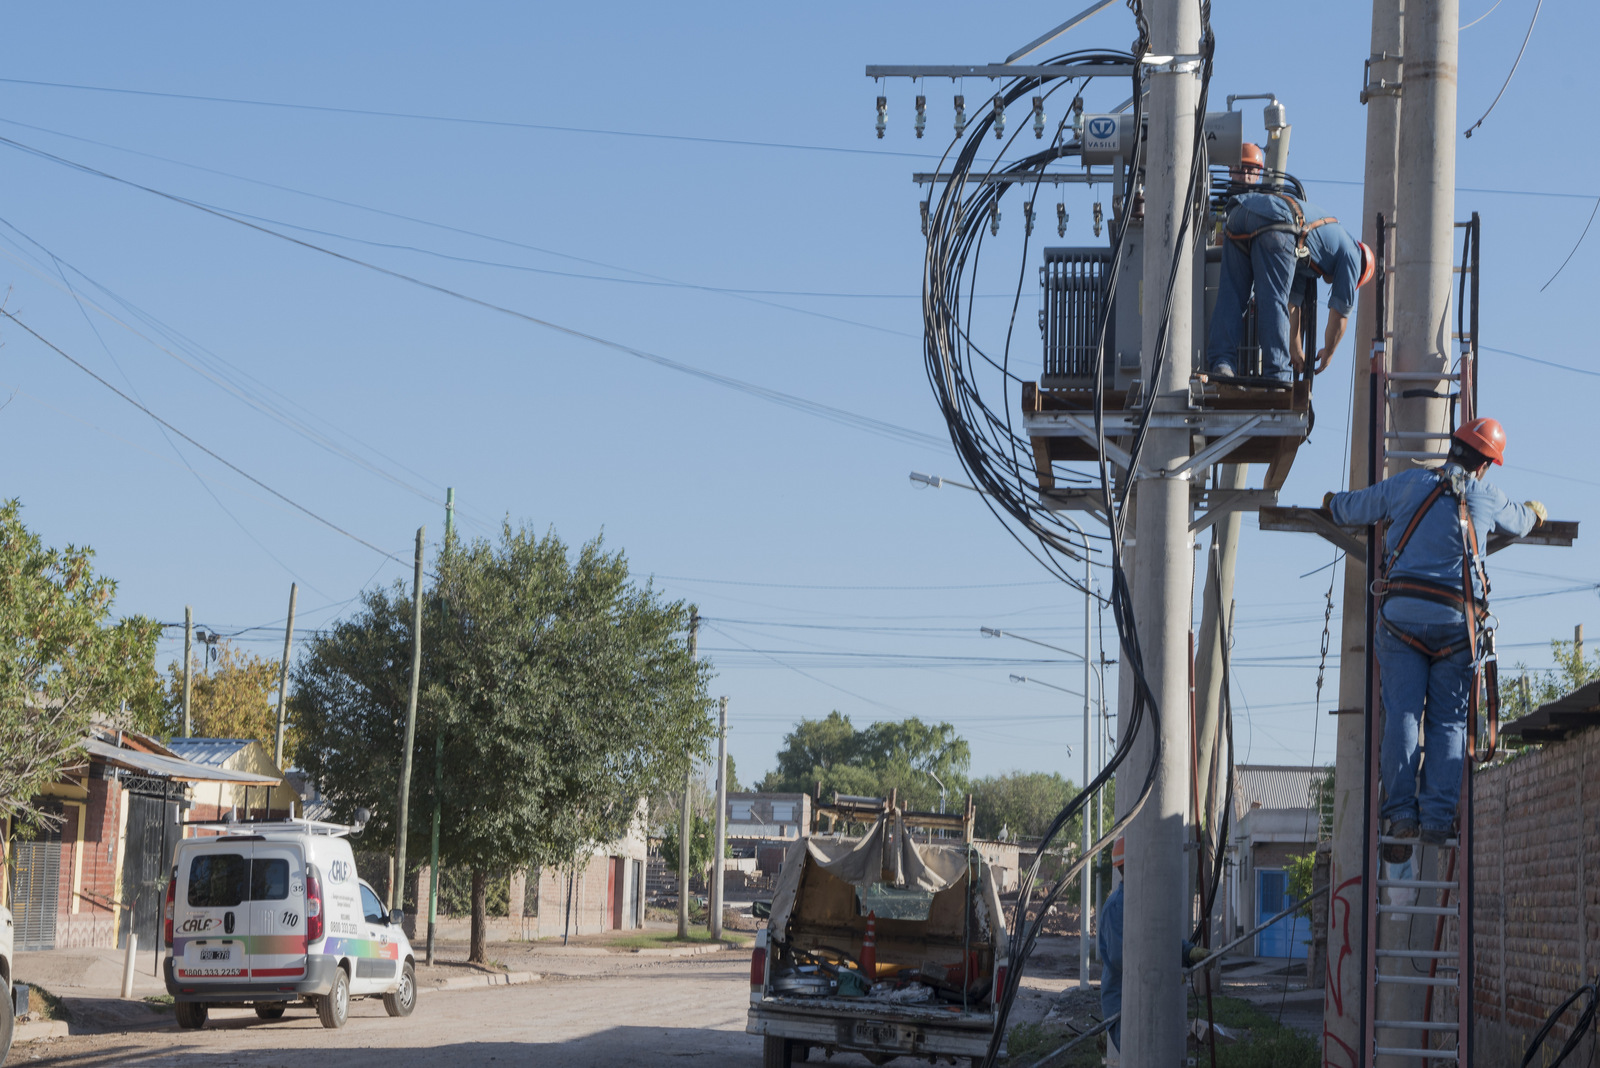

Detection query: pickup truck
(747, 794), (1007, 1067)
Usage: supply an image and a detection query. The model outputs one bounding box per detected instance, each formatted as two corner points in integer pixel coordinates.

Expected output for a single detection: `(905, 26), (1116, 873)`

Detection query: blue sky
(2, 2), (1594, 786)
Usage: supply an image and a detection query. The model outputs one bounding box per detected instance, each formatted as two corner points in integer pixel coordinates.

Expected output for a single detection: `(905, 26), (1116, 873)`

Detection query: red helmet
(1453, 417), (1506, 465)
(1356, 241), (1376, 288)
(1111, 837), (1125, 869)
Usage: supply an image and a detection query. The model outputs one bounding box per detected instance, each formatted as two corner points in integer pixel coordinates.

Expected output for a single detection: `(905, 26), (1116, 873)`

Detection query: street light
(914, 468), (1098, 991)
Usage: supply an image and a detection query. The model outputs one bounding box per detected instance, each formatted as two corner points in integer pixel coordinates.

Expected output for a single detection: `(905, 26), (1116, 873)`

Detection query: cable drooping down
(917, 9), (1217, 1061)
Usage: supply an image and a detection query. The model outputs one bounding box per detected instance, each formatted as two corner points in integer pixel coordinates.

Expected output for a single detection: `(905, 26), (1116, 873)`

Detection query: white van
(163, 813), (416, 1030)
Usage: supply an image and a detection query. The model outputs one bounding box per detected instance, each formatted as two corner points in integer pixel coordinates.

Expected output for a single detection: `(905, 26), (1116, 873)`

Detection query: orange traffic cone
(860, 911), (877, 979)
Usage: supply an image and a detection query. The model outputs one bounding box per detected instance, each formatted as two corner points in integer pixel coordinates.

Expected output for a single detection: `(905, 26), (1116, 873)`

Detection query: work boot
(1420, 824), (1454, 847)
(1383, 819), (1418, 864)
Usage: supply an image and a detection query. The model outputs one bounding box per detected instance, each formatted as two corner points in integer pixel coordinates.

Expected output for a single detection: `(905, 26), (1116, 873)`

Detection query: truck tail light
(993, 961), (1007, 1006)
(750, 930), (768, 1004)
(163, 867), (177, 947)
(305, 872), (324, 943)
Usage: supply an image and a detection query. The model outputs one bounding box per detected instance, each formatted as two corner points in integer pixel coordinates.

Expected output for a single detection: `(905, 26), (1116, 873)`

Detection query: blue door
(1255, 869), (1310, 959)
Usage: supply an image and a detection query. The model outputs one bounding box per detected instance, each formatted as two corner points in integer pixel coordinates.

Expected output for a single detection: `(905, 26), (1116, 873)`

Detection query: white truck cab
(163, 813), (416, 1030)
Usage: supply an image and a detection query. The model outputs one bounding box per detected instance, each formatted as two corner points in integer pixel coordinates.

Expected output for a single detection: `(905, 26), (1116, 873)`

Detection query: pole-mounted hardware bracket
(1141, 54), (1203, 75)
(1360, 53), (1403, 104)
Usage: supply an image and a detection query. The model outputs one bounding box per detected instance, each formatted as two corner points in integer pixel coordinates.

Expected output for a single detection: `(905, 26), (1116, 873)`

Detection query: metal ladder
(1357, 214), (1482, 1066)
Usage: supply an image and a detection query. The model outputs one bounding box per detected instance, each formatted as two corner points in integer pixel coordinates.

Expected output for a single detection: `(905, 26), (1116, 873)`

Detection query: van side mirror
(752, 900), (771, 919)
(389, 908), (404, 927)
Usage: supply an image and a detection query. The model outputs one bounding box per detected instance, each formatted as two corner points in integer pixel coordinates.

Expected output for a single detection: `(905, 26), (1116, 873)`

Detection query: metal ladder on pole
(1358, 214), (1482, 1066)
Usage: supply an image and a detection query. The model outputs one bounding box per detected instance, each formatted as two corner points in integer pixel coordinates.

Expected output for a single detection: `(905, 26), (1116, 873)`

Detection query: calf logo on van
(328, 860), (351, 884)
(179, 917), (219, 933)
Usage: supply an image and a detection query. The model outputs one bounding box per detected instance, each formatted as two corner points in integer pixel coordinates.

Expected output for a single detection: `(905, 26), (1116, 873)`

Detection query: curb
(419, 970), (540, 993)
(630, 942), (748, 957)
(14, 1019), (71, 1042)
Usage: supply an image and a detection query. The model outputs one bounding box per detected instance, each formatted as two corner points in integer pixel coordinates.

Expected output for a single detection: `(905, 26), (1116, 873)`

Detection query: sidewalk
(11, 945), (172, 1037)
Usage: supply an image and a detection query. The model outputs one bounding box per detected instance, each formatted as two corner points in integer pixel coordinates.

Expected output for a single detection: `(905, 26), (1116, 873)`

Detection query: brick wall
(53, 779), (122, 949)
(1472, 726), (1599, 1062)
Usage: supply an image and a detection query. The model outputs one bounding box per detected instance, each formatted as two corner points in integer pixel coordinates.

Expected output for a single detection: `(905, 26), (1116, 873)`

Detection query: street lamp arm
(983, 625), (1090, 664)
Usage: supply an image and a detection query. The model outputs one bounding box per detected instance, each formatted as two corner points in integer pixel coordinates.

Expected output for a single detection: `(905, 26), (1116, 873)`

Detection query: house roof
(1503, 679), (1600, 744)
(84, 738), (280, 784)
(1232, 764), (1319, 819)
(165, 738), (255, 767)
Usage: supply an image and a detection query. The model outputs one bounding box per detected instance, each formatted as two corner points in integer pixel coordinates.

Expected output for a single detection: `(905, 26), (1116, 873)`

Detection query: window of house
(770, 803), (795, 823)
(731, 801), (753, 822)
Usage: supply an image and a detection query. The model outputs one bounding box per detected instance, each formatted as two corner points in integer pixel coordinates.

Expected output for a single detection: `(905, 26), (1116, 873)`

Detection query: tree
(758, 712), (971, 813)
(970, 771), (1078, 841)
(1499, 635), (1600, 722)
(0, 499), (161, 829)
(660, 813), (727, 892)
(764, 711), (861, 790)
(157, 641), (288, 758)
(293, 523), (713, 962)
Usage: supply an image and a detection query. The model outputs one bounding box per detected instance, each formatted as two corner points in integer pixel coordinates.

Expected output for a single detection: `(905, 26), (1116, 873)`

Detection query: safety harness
(1225, 191), (1338, 274)
(1372, 467), (1500, 761)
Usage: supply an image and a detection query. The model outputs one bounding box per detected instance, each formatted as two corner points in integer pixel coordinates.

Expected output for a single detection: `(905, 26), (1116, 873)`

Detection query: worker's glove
(1186, 946), (1212, 965)
(1321, 491), (1337, 512)
(1525, 500), (1548, 526)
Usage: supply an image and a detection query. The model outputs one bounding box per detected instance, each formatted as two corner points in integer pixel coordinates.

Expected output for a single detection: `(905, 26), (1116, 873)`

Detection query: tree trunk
(469, 867), (488, 963)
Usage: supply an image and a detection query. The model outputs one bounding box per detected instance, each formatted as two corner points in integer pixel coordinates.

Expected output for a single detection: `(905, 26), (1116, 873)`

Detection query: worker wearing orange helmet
(1324, 420), (1546, 861)
(1230, 142), (1265, 187)
(1204, 190), (1375, 384)
(1096, 836), (1208, 1053)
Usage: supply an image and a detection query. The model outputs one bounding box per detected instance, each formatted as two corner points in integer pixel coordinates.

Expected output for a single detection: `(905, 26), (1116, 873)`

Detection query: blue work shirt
(1095, 881), (1195, 1048)
(1329, 464), (1536, 625)
(1230, 192), (1361, 316)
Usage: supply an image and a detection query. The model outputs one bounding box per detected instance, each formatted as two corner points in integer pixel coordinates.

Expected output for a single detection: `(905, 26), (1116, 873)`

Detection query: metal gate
(118, 791), (177, 951)
(9, 805), (62, 951)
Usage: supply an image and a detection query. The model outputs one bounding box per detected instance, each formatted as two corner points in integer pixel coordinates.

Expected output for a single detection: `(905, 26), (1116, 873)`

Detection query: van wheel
(174, 1000), (208, 1030)
(254, 1003), (287, 1020)
(763, 1036), (803, 1067)
(383, 961), (416, 1017)
(317, 967), (351, 1029)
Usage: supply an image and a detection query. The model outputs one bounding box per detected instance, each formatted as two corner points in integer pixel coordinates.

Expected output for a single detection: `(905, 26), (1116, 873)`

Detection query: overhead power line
(0, 134), (948, 453)
(3, 311), (406, 565)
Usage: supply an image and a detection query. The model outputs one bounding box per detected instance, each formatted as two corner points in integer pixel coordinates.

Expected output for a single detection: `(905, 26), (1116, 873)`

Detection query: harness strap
(1381, 616), (1470, 660)
(1224, 192), (1337, 268)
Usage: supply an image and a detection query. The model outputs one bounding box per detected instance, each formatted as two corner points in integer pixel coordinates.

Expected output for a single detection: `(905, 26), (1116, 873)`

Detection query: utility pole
(393, 526), (425, 912)
(1325, 0), (1405, 1054)
(1121, 0), (1199, 1061)
(679, 607), (699, 939)
(182, 606), (193, 737)
(273, 584), (297, 769)
(1577, 623), (1585, 669)
(428, 489), (454, 966)
(710, 696), (729, 940)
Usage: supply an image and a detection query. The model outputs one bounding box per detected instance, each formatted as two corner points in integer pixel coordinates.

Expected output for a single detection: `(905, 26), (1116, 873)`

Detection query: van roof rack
(181, 815), (366, 838)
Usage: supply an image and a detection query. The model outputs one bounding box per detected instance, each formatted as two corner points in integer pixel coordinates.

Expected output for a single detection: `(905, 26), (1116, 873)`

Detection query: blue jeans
(1205, 206), (1297, 382)
(1376, 618), (1474, 833)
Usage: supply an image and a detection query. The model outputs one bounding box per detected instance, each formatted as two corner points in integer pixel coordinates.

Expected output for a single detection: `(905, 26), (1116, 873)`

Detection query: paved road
(5, 958), (764, 1068)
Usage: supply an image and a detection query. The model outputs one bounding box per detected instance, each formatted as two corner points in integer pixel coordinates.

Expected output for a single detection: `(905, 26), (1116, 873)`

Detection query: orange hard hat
(1111, 837), (1125, 868)
(1453, 417), (1506, 465)
(1356, 241), (1376, 288)
(1239, 143), (1264, 169)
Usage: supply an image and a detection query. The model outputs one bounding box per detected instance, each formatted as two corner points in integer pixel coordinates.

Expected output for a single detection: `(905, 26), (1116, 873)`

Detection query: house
(165, 738), (299, 820)
(527, 812), (650, 939)
(1, 728), (282, 953)
(1225, 764), (1322, 960)
(724, 792), (813, 874)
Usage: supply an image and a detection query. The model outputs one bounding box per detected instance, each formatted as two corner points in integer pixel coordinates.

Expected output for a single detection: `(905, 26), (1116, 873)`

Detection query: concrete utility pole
(679, 607), (699, 939)
(1121, 0), (1199, 1061)
(710, 696), (729, 939)
(273, 583), (297, 769)
(393, 526), (425, 912)
(182, 606), (193, 737)
(428, 489), (454, 965)
(1325, 0), (1405, 1055)
(1374, 0), (1460, 1058)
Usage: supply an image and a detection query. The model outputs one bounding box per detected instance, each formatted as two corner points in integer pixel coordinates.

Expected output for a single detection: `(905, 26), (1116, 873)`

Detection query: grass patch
(605, 927), (751, 950)
(1004, 1021), (1102, 1067)
(1196, 995), (1319, 1068)
(27, 985), (68, 1021)
(143, 995), (174, 1013)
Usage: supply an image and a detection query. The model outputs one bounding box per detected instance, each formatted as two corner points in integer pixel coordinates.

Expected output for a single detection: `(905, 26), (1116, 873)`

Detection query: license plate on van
(199, 947), (233, 962)
(853, 1021), (916, 1049)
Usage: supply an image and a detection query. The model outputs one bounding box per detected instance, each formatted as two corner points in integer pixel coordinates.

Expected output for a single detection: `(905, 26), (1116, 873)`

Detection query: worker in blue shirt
(1097, 838), (1208, 1053)
(1204, 192), (1375, 383)
(1326, 419), (1546, 861)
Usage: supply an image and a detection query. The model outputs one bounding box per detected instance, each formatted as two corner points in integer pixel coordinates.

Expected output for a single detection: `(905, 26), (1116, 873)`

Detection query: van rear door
(174, 844), (251, 984)
(246, 842), (306, 980)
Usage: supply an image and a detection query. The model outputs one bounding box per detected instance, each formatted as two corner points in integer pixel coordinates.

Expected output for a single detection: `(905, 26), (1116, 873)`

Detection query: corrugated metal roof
(164, 738), (253, 767)
(1503, 678), (1600, 744)
(1232, 764), (1319, 819)
(84, 738), (279, 784)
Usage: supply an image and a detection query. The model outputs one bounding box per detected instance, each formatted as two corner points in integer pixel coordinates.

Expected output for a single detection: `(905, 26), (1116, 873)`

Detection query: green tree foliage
(292, 523), (713, 960)
(758, 711), (970, 812)
(969, 771), (1078, 841)
(1499, 635), (1600, 722)
(660, 813), (727, 886)
(158, 641), (289, 759)
(1307, 765), (1335, 841)
(1285, 850), (1316, 919)
(0, 500), (161, 829)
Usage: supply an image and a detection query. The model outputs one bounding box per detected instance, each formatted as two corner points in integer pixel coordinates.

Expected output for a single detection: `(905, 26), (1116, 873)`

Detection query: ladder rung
(1377, 1020), (1462, 1031)
(1378, 904), (1459, 916)
(1376, 950), (1459, 959)
(1374, 1047), (1459, 1060)
(1378, 879), (1459, 889)
(1386, 450), (1450, 460)
(1386, 372), (1461, 382)
(1377, 974), (1459, 986)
